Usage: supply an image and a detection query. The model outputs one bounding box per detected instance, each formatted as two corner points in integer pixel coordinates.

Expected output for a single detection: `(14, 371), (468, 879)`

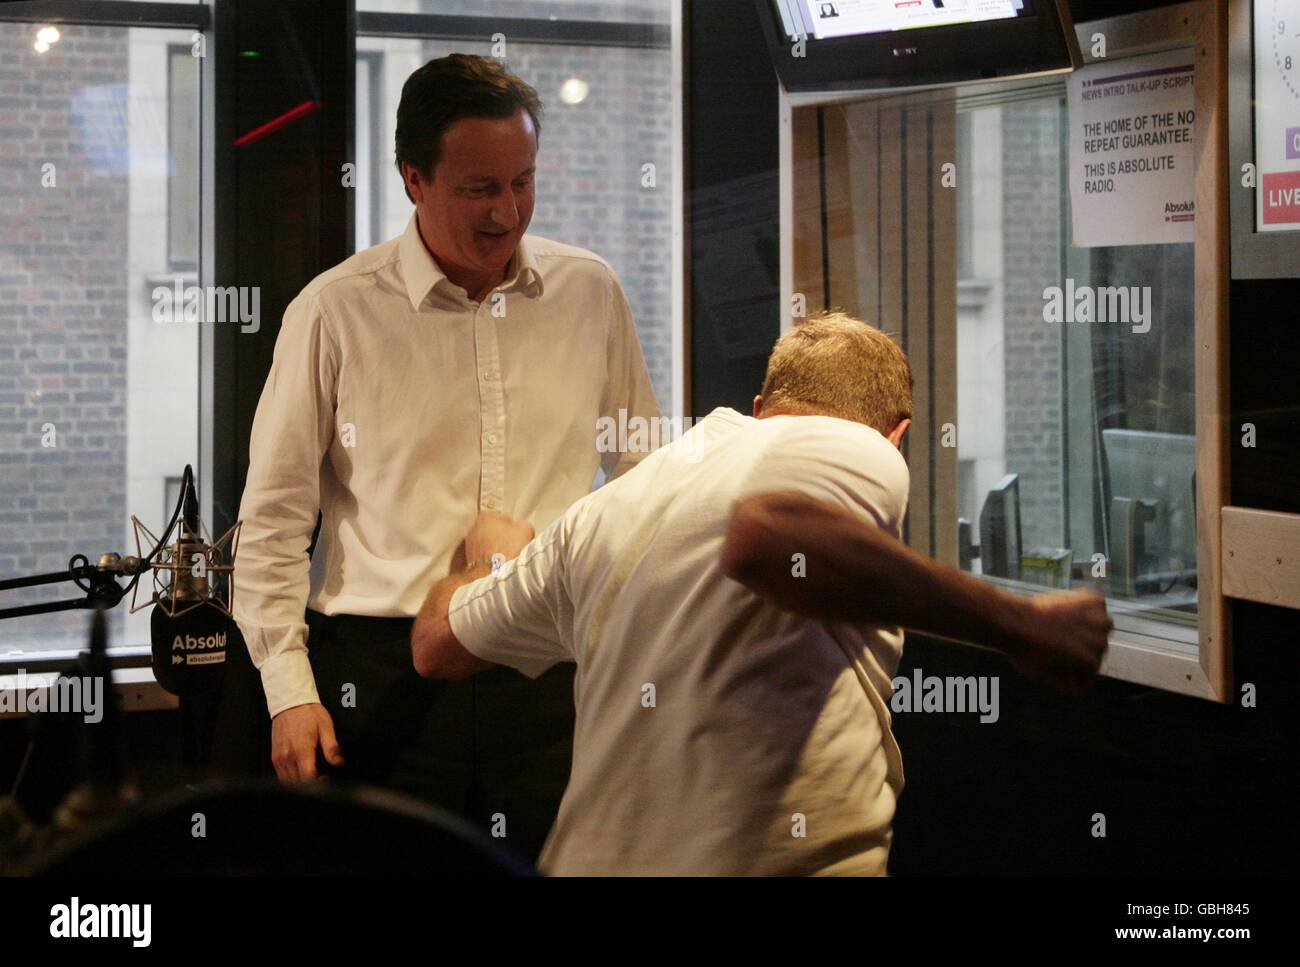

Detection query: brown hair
(759, 310), (913, 435)
(394, 54), (543, 203)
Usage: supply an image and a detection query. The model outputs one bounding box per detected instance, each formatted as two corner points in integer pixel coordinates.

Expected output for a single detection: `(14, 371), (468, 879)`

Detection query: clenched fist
(1005, 590), (1112, 694)
(464, 511), (535, 566)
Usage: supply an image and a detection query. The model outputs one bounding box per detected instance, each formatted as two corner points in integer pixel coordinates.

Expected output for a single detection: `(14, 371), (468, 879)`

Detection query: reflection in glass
(953, 96), (1197, 642)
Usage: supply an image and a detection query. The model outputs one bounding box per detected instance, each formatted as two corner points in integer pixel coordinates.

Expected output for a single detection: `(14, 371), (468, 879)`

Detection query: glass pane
(954, 91), (1198, 648)
(354, 32), (677, 417)
(0, 23), (202, 657)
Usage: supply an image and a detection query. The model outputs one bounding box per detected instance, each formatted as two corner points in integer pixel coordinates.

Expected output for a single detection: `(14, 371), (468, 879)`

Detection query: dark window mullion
(356, 12), (669, 50)
(0, 1), (210, 30)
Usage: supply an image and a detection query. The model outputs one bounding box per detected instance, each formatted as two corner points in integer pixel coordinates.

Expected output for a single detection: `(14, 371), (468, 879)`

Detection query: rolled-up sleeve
(232, 291), (339, 718)
(446, 517), (574, 679)
(599, 267), (662, 480)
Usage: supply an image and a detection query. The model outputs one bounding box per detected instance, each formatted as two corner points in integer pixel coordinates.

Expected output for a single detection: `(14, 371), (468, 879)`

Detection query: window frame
(0, 0), (209, 702)
(166, 41), (201, 273)
(779, 1), (1232, 701)
(354, 5), (686, 421)
(0, 0), (686, 694)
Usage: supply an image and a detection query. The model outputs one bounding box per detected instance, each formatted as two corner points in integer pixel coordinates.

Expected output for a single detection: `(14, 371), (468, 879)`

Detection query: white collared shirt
(448, 408), (912, 875)
(234, 213), (661, 717)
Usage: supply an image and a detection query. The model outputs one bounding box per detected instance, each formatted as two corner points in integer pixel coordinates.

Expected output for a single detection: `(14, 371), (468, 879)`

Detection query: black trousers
(302, 609), (575, 868)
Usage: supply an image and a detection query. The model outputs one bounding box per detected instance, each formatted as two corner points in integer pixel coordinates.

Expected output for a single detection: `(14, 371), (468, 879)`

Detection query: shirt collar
(399, 212), (544, 311)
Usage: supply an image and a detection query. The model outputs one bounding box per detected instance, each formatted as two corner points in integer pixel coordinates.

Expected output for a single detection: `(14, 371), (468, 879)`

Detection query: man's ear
(402, 162), (426, 205)
(886, 418), (911, 450)
(752, 394), (764, 419)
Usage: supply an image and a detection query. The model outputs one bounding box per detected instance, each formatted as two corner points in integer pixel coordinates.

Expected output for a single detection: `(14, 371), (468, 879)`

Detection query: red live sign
(1262, 171), (1300, 225)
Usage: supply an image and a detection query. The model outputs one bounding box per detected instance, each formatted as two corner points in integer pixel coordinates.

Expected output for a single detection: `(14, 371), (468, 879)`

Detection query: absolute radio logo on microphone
(171, 631), (227, 666)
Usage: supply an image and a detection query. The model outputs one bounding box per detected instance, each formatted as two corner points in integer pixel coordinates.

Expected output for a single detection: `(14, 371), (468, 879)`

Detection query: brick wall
(498, 42), (674, 411)
(411, 0), (676, 411)
(1000, 99), (1064, 549)
(413, 32), (681, 410)
(0, 24), (129, 651)
(0, 6), (677, 655)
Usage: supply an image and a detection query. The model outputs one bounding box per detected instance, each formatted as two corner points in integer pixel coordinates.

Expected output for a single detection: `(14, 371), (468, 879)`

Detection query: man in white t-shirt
(409, 311), (1110, 875)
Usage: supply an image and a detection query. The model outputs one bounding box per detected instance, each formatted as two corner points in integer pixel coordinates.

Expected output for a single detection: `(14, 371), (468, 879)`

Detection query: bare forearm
(415, 563), (489, 631)
(722, 492), (1033, 659)
(411, 563), (492, 678)
(412, 512), (538, 679)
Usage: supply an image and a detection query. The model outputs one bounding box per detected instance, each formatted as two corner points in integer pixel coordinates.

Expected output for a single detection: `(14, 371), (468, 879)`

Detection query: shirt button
(487, 434), (498, 446)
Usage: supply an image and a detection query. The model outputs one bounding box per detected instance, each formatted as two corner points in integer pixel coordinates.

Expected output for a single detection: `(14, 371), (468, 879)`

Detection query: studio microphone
(149, 581), (230, 699)
(137, 467), (240, 699)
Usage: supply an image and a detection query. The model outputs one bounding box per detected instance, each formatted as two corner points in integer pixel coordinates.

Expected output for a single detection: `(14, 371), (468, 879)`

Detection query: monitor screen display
(755, 0), (1073, 96)
(774, 0), (1033, 42)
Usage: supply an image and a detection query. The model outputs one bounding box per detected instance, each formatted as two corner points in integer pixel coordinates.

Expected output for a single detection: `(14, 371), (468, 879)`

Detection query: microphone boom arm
(0, 465), (239, 623)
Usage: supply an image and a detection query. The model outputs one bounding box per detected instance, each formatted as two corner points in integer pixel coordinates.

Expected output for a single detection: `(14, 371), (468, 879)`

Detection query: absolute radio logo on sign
(1261, 170), (1300, 226)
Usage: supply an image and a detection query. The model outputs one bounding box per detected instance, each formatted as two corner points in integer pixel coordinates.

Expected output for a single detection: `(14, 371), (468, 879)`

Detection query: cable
(66, 465), (194, 600)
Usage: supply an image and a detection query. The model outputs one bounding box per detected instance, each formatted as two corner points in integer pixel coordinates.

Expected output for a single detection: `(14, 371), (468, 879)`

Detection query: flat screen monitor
(779, 0), (1030, 41)
(755, 0), (1079, 94)
(979, 473), (1021, 581)
(1102, 428), (1197, 582)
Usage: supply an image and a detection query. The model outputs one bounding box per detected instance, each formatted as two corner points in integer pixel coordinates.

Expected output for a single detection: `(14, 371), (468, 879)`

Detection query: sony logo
(892, 47), (919, 56)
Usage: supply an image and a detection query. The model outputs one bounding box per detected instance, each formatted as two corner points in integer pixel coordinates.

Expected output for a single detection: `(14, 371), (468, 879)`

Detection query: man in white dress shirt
(410, 313), (1110, 874)
(232, 54), (660, 862)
